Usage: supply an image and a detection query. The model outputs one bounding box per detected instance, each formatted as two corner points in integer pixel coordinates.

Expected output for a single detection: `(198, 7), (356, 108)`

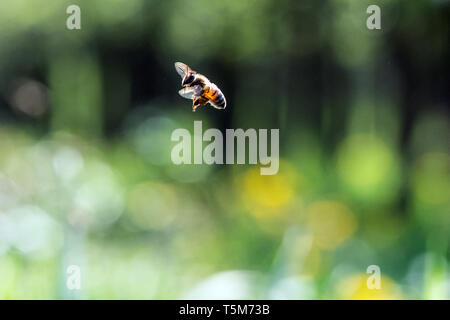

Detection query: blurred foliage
(0, 0), (448, 299)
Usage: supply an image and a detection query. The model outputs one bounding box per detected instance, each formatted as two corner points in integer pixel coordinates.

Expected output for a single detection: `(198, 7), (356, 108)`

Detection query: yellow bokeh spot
(336, 274), (402, 300)
(238, 162), (296, 221)
(244, 170), (293, 208)
(306, 201), (356, 250)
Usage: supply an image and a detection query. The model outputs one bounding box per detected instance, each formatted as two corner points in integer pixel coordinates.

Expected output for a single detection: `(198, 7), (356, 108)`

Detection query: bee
(175, 62), (227, 112)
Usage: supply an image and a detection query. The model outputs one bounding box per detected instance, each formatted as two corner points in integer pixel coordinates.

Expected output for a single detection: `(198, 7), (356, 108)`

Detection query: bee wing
(174, 62), (191, 78)
(178, 85), (202, 100)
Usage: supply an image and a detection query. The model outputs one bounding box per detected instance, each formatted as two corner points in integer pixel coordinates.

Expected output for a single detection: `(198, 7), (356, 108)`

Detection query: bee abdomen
(213, 92), (226, 109)
(203, 85), (226, 109)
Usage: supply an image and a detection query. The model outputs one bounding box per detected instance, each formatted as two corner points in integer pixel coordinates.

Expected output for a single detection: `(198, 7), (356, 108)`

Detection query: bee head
(182, 73), (195, 86)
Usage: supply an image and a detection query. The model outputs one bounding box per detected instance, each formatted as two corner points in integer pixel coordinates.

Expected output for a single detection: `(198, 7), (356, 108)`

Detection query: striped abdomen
(202, 84), (226, 109)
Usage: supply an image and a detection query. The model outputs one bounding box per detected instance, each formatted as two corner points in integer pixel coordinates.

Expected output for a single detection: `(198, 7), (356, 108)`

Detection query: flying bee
(175, 62), (227, 112)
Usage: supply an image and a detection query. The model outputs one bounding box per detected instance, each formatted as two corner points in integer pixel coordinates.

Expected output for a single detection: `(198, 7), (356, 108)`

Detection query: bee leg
(192, 98), (202, 112)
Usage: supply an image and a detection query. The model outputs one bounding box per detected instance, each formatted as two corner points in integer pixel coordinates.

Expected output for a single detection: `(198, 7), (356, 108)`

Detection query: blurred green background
(0, 0), (448, 299)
